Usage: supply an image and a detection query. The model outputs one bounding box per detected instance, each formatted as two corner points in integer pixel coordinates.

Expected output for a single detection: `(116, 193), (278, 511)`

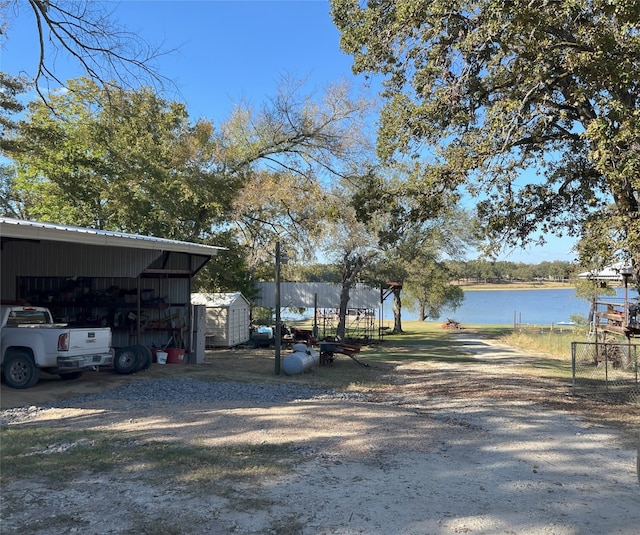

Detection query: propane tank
(282, 345), (320, 375)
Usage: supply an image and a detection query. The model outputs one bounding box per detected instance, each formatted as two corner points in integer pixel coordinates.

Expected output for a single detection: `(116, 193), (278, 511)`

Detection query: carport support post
(275, 241), (282, 375)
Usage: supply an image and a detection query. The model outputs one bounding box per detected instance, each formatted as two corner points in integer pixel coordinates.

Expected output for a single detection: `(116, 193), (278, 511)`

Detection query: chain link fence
(572, 341), (640, 404)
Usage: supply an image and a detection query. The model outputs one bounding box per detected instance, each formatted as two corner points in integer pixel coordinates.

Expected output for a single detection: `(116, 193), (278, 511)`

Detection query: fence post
(635, 344), (639, 388)
(571, 342), (576, 395)
(604, 343), (609, 391)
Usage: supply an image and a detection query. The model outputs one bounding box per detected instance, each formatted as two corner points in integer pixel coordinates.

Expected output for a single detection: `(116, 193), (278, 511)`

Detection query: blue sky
(1, 0), (577, 264)
(2, 0), (358, 121)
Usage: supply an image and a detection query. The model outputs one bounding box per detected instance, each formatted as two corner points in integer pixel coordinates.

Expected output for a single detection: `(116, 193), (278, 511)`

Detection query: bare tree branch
(14, 0), (175, 101)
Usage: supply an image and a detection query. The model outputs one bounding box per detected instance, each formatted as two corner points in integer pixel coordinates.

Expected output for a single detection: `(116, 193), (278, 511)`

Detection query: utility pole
(275, 241), (282, 374)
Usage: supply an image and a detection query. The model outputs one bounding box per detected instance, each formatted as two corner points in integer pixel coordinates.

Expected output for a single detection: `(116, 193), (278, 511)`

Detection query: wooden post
(275, 241), (281, 375)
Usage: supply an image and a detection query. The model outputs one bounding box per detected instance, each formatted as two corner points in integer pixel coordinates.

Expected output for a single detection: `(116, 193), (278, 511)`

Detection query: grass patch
(380, 320), (580, 380)
(0, 426), (293, 491)
(1, 428), (117, 481)
(503, 330), (573, 357)
(528, 358), (574, 378)
(501, 326), (589, 360)
(478, 323), (591, 380)
(193, 320), (579, 387)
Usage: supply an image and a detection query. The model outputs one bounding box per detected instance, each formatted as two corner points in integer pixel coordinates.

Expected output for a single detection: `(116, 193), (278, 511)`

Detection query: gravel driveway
(1, 333), (639, 534)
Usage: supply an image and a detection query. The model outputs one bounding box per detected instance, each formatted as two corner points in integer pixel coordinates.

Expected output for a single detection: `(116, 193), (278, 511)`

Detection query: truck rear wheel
(113, 346), (140, 374)
(3, 350), (40, 389)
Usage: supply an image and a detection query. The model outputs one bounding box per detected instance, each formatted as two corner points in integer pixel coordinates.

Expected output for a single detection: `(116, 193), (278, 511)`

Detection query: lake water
(385, 287), (639, 326)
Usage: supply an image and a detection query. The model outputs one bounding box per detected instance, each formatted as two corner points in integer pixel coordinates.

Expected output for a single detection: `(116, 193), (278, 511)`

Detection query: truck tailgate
(67, 327), (111, 353)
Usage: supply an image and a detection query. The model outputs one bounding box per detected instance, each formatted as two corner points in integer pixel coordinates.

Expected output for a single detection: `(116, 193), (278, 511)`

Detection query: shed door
(229, 305), (250, 346)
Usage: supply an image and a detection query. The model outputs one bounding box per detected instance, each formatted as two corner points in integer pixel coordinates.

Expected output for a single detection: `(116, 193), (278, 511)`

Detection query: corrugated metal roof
(0, 217), (224, 256)
(253, 282), (380, 309)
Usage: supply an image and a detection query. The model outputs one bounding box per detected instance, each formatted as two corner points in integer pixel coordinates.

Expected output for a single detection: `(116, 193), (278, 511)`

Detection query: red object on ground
(166, 348), (185, 363)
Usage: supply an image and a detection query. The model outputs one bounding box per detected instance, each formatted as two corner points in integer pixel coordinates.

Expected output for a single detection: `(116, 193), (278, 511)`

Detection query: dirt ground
(1, 332), (639, 534)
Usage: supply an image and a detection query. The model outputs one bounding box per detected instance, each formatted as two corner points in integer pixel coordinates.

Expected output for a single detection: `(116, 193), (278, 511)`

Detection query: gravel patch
(0, 379), (375, 426)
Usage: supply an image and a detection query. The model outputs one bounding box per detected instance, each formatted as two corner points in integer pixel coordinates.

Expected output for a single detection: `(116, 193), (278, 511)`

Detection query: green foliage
(7, 78), (226, 239)
(290, 263), (343, 283)
(569, 313), (589, 327)
(449, 259), (575, 283)
(350, 161), (464, 246)
(0, 72), (28, 153)
(288, 258), (577, 288)
(192, 231), (257, 297)
(0, 165), (20, 218)
(225, 79), (375, 276)
(341, 158), (479, 331)
(0, 74), (30, 218)
(405, 264), (465, 320)
(331, 0), (640, 275)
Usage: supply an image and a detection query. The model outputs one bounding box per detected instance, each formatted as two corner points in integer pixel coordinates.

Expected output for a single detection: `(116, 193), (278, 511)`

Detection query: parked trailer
(319, 341), (368, 367)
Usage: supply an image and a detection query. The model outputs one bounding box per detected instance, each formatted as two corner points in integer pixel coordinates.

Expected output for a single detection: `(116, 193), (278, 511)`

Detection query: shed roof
(0, 217), (224, 256)
(191, 292), (250, 307)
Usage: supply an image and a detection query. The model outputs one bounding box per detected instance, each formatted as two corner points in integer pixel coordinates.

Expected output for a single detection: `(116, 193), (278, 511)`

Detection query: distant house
(191, 292), (251, 348)
(577, 262), (633, 282)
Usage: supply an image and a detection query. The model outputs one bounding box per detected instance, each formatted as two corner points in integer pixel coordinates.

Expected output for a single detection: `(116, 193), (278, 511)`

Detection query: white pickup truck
(1, 304), (114, 389)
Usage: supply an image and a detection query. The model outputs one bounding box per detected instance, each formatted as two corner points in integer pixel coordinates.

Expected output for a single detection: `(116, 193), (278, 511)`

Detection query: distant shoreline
(457, 282), (575, 291)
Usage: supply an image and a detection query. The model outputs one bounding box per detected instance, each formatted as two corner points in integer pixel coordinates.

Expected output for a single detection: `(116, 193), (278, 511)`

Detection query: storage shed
(191, 292), (251, 348)
(1, 217), (224, 361)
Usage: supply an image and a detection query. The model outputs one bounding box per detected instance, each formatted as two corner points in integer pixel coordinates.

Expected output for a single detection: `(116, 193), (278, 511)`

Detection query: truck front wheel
(3, 350), (40, 389)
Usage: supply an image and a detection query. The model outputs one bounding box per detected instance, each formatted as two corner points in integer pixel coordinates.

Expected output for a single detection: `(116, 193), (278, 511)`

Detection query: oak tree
(7, 78), (218, 239)
(331, 0), (640, 278)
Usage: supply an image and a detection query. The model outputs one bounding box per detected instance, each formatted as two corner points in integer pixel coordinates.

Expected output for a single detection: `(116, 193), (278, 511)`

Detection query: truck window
(7, 310), (52, 325)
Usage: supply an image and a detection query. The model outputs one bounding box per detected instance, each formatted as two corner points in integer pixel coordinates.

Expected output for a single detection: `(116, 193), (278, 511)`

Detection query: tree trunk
(336, 282), (351, 342)
(336, 253), (365, 341)
(392, 287), (403, 333)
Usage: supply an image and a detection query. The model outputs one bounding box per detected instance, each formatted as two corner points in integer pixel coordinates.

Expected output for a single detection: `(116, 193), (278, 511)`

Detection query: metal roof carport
(0, 218), (224, 360)
(252, 281), (383, 341)
(253, 282), (381, 309)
